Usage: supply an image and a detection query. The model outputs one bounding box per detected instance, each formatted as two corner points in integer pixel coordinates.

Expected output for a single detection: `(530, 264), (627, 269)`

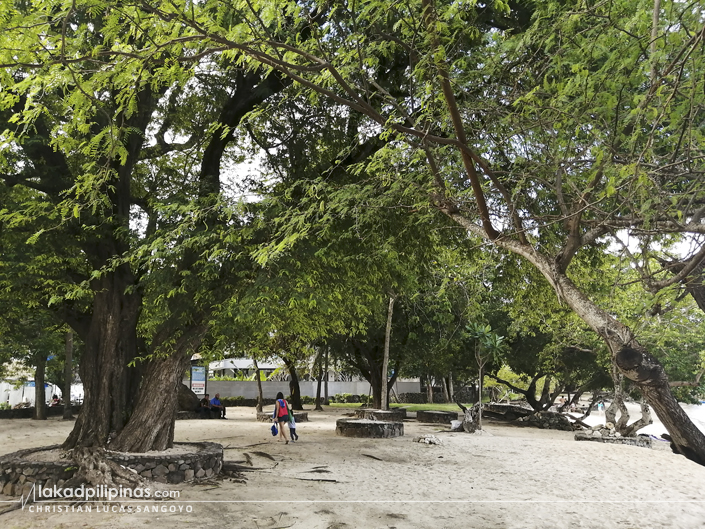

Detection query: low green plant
(221, 396), (245, 406)
(0, 402), (10, 410)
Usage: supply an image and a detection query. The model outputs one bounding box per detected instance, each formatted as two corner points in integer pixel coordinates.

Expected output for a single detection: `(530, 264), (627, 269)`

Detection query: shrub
(221, 396), (245, 406)
(397, 393), (427, 404)
(328, 393), (363, 404)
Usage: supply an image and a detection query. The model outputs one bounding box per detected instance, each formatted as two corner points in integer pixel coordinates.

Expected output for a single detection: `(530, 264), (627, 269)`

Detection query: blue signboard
(190, 366), (207, 395)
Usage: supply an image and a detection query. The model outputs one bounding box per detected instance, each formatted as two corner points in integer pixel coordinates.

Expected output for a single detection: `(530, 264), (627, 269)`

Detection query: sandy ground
(2, 406), (705, 529)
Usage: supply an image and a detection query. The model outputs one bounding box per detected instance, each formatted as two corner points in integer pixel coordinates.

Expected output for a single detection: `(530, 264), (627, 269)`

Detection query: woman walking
(273, 392), (290, 444)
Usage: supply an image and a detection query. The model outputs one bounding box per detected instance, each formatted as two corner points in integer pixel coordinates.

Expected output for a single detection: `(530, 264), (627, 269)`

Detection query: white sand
(2, 406), (705, 528)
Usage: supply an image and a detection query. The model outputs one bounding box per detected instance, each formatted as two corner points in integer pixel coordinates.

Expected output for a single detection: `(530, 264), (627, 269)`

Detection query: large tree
(129, 0), (705, 462)
(0, 2), (288, 454)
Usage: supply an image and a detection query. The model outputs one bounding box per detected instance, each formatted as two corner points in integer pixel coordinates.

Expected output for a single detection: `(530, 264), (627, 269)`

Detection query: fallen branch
(250, 451), (277, 461)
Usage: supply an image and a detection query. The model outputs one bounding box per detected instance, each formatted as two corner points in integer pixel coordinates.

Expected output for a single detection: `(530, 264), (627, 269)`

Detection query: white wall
(189, 379), (421, 399)
(0, 381), (84, 407)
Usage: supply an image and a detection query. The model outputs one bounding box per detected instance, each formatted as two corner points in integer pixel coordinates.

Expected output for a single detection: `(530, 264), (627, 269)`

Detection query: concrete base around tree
(0, 442), (223, 496)
(335, 418), (404, 438)
(354, 409), (407, 421)
(256, 411), (309, 422)
(416, 410), (458, 424)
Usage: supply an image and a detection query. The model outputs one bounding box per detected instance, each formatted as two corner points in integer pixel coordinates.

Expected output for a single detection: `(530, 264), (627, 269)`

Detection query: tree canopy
(2, 0), (705, 465)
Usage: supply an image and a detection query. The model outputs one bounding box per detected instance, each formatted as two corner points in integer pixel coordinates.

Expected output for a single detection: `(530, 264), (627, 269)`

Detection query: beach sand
(1, 406), (705, 528)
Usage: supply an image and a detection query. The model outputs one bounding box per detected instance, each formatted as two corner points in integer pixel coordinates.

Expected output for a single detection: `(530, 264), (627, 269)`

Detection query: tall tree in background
(132, 0), (705, 462)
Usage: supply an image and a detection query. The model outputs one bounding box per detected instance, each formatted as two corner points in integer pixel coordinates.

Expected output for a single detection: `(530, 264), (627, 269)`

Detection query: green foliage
(220, 396), (245, 406)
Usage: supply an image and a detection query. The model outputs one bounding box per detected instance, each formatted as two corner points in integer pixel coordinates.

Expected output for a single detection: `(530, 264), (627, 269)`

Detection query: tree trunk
(253, 357), (263, 413)
(448, 372), (454, 402)
(324, 347), (329, 405)
(63, 268), (142, 449)
(477, 365), (483, 430)
(507, 242), (705, 462)
(315, 360), (324, 411)
(457, 402), (481, 433)
(605, 366), (632, 432)
(110, 339), (198, 452)
(539, 375), (560, 411)
(63, 330), (73, 419)
(621, 400), (653, 437)
(369, 366), (383, 409)
(442, 376), (450, 403)
(33, 354), (47, 420)
(450, 224), (705, 463)
(381, 296), (395, 411)
(426, 375), (434, 404)
(284, 358), (303, 410)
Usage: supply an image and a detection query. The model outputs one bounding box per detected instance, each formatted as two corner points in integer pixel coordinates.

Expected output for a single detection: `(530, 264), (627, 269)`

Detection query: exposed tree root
(64, 447), (147, 489)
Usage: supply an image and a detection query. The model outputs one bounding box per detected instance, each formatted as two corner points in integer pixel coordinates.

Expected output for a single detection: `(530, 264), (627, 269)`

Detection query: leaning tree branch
(669, 369), (705, 388)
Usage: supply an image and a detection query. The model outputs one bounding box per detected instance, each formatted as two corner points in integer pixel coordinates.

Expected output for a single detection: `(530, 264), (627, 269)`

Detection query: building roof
(209, 358), (280, 370)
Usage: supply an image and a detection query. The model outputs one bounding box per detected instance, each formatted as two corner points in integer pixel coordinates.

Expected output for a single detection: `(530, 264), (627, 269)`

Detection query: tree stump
(416, 410), (458, 424)
(256, 411), (309, 422)
(335, 418), (404, 438)
(354, 409), (406, 421)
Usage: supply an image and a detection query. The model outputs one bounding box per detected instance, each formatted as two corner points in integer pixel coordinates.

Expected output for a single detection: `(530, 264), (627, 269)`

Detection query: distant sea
(582, 401), (705, 438)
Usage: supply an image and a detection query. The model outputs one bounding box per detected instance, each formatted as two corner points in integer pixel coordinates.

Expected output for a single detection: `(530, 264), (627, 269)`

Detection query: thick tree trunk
(63, 331), (73, 419)
(33, 355), (47, 420)
(426, 375), (434, 404)
(63, 268), (142, 449)
(369, 366), (383, 410)
(110, 347), (196, 452)
(284, 358), (303, 410)
(448, 372), (454, 402)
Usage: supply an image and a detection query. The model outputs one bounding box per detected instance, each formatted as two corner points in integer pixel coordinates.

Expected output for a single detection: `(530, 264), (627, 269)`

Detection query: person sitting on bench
(197, 394), (213, 418)
(210, 393), (226, 419)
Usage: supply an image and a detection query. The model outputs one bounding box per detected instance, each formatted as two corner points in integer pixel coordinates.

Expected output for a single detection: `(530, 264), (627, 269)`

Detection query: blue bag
(271, 423), (278, 436)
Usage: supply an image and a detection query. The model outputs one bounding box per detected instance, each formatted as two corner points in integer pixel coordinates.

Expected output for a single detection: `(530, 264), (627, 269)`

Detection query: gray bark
(33, 355), (47, 421)
(253, 357), (263, 413)
(324, 347), (329, 405)
(451, 214), (705, 464)
(381, 296), (395, 411)
(442, 376), (450, 403)
(63, 331), (73, 419)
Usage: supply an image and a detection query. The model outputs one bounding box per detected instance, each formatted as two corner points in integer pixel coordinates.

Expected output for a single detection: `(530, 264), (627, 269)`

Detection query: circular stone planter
(0, 442), (223, 496)
(354, 409), (407, 422)
(335, 418), (404, 438)
(416, 410), (459, 424)
(256, 411), (309, 422)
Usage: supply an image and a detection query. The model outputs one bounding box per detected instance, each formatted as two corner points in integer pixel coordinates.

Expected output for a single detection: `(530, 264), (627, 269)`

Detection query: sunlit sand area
(2, 406), (705, 529)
